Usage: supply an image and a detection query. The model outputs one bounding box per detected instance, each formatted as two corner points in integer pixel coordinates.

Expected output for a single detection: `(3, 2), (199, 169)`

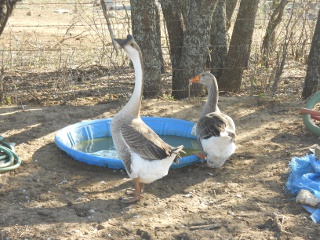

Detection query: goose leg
(140, 183), (145, 193)
(125, 183), (144, 196)
(195, 151), (207, 159)
(125, 188), (136, 195)
(120, 178), (141, 203)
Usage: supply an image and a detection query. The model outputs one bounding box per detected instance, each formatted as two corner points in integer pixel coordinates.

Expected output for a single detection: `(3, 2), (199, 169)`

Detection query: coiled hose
(0, 136), (21, 172)
(300, 92), (320, 137)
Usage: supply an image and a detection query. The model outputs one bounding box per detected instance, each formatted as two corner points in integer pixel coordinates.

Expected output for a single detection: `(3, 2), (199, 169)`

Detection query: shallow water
(72, 136), (200, 159)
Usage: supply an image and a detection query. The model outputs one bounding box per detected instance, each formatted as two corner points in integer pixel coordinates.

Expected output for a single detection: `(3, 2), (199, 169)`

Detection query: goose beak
(114, 38), (126, 48)
(190, 75), (200, 83)
(229, 132), (236, 143)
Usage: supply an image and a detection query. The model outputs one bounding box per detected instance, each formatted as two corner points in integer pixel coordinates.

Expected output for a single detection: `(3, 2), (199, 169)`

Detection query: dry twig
(100, 0), (118, 53)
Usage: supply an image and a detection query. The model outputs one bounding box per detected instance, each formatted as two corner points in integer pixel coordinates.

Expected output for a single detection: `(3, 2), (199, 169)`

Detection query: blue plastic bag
(286, 154), (320, 223)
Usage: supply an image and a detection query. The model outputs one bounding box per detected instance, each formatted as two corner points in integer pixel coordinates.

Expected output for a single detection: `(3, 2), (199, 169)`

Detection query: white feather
(128, 152), (177, 183)
(201, 136), (236, 168)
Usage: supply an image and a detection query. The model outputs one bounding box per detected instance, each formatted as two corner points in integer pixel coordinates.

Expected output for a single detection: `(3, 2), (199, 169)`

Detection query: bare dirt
(1, 1), (320, 240)
(1, 86), (320, 239)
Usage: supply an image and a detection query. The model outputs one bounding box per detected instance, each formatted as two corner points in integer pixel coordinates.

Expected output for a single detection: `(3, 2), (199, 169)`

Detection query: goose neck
(124, 50), (144, 116)
(202, 81), (219, 116)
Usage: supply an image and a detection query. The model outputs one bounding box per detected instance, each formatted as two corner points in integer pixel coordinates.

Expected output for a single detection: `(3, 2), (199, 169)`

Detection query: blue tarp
(286, 154), (320, 223)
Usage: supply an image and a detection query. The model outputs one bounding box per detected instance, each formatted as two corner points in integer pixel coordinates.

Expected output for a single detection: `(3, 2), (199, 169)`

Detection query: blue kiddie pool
(55, 117), (201, 169)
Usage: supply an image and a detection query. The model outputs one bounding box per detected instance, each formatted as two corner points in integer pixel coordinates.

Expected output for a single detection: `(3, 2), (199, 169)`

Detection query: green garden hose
(301, 91), (320, 137)
(0, 136), (21, 172)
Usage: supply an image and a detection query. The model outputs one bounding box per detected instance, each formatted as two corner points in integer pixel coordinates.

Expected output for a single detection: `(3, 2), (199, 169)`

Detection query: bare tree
(130, 0), (163, 98)
(0, 0), (19, 103)
(261, 0), (288, 68)
(154, 2), (165, 73)
(226, 0), (238, 30)
(161, 0), (218, 99)
(0, 0), (19, 36)
(161, 0), (184, 80)
(209, 0), (228, 80)
(270, 6), (294, 97)
(218, 0), (259, 92)
(302, 9), (320, 99)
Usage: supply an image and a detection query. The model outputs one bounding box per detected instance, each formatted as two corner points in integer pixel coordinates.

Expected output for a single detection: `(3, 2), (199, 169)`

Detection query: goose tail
(172, 145), (186, 163)
(172, 145), (185, 154)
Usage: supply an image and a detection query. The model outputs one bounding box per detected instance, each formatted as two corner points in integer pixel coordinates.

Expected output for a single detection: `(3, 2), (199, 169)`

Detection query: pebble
(37, 209), (52, 217)
(183, 194), (192, 198)
(75, 197), (87, 202)
(97, 224), (105, 230)
(228, 211), (235, 216)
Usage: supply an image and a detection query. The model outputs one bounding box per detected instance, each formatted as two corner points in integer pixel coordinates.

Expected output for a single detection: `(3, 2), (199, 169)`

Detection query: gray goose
(190, 71), (236, 168)
(111, 35), (185, 203)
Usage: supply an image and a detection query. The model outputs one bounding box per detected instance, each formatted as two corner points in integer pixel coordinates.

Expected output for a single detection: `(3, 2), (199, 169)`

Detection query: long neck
(122, 50), (144, 117)
(201, 80), (220, 117)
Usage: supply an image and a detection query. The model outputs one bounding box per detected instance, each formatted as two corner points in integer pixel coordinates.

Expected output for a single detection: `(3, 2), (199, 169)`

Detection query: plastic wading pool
(55, 117), (201, 169)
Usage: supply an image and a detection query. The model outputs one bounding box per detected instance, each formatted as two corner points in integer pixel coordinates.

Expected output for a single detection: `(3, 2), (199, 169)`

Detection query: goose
(190, 71), (236, 168)
(111, 35), (185, 203)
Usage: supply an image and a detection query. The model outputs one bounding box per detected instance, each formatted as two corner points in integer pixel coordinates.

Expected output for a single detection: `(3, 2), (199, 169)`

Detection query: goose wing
(120, 119), (173, 160)
(197, 112), (227, 140)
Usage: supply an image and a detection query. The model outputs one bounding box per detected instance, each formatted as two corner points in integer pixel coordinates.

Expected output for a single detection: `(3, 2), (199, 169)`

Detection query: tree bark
(302, 9), (320, 100)
(210, 0), (228, 80)
(130, 0), (162, 98)
(226, 0), (238, 30)
(160, 0), (184, 76)
(218, 0), (259, 92)
(154, 3), (165, 73)
(171, 0), (218, 99)
(0, 0), (19, 36)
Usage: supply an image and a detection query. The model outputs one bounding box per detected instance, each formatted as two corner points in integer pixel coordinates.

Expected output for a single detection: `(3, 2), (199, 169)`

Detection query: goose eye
(131, 43), (134, 47)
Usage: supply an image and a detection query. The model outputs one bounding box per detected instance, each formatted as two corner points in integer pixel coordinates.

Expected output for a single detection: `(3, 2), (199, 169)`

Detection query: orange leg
(195, 151), (207, 159)
(125, 182), (144, 195)
(121, 178), (142, 203)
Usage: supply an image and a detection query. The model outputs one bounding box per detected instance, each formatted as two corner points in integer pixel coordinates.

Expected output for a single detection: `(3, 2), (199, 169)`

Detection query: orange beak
(190, 75), (200, 84)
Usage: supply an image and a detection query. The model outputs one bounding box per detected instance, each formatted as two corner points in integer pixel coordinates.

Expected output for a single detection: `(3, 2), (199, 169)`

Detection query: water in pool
(72, 136), (200, 159)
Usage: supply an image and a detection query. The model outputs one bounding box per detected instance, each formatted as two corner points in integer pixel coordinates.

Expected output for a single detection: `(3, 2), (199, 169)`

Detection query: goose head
(190, 71), (217, 87)
(115, 35), (141, 58)
(191, 71), (219, 115)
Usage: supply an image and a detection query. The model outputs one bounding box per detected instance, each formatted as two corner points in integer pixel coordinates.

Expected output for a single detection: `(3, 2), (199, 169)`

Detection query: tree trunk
(218, 0), (259, 92)
(302, 9), (320, 100)
(172, 0), (218, 99)
(210, 0), (228, 80)
(154, 2), (165, 73)
(130, 0), (162, 98)
(261, 0), (288, 68)
(160, 0), (184, 76)
(226, 0), (238, 30)
(0, 0), (19, 36)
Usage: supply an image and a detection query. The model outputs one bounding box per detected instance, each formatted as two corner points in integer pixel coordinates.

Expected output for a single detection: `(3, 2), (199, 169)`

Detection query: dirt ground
(1, 1), (320, 240)
(1, 90), (320, 239)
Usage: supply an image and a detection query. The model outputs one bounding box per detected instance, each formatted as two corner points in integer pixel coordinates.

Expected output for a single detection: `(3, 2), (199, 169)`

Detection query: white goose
(111, 35), (185, 203)
(191, 71), (236, 168)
